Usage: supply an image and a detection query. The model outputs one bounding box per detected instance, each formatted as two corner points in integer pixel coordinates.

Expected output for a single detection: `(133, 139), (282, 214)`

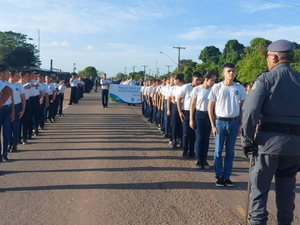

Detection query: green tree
(291, 49), (300, 72)
(78, 66), (98, 79)
(0, 31), (40, 69)
(219, 40), (245, 66)
(198, 46), (221, 64)
(115, 72), (125, 79)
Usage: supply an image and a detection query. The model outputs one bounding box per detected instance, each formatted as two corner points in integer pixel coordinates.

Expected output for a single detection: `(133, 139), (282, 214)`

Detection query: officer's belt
(259, 122), (300, 136)
(215, 116), (239, 121)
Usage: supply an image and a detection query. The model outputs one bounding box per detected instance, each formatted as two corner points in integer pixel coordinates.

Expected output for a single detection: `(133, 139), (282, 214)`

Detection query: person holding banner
(100, 73), (110, 108)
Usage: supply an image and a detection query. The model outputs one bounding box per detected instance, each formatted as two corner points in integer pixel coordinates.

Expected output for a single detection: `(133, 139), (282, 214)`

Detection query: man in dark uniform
(242, 39), (300, 225)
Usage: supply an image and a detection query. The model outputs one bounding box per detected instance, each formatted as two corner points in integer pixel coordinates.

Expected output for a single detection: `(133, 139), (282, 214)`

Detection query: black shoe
(8, 145), (13, 153)
(27, 136), (32, 140)
(189, 152), (195, 159)
(40, 126), (44, 130)
(22, 140), (28, 145)
(163, 134), (169, 138)
(215, 176), (225, 187)
(182, 150), (189, 159)
(172, 142), (177, 149)
(195, 160), (203, 169)
(2, 155), (9, 162)
(68, 103), (72, 105)
(11, 145), (17, 152)
(202, 160), (210, 170)
(224, 179), (234, 187)
(18, 140), (22, 145)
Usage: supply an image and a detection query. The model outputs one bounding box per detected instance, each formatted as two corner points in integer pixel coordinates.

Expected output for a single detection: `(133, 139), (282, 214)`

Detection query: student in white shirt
(208, 63), (247, 187)
(45, 76), (57, 123)
(0, 66), (14, 161)
(140, 85), (145, 116)
(162, 77), (171, 138)
(8, 70), (26, 152)
(190, 71), (216, 169)
(100, 73), (111, 108)
(52, 79), (59, 121)
(58, 78), (66, 116)
(171, 74), (184, 149)
(166, 76), (175, 144)
(158, 77), (166, 132)
(177, 72), (202, 159)
(37, 75), (49, 129)
(19, 70), (32, 144)
(69, 73), (78, 105)
(153, 79), (161, 125)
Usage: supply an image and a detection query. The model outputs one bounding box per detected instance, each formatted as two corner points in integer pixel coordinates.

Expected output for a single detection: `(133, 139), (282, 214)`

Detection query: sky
(1, 0), (300, 77)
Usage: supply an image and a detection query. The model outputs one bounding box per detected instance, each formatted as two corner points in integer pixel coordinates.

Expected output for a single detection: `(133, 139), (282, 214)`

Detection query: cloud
(86, 45), (95, 50)
(0, 0), (182, 34)
(178, 24), (300, 42)
(240, 1), (288, 13)
(108, 43), (137, 49)
(50, 41), (69, 47)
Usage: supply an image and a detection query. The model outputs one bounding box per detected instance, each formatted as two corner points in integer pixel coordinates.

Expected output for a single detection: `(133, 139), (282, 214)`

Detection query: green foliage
(198, 46), (221, 64)
(78, 66), (98, 79)
(115, 72), (125, 79)
(291, 49), (300, 72)
(0, 31), (40, 69)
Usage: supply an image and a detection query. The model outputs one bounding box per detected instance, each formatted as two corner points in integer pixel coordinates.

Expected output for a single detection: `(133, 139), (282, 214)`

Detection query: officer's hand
(18, 110), (24, 119)
(212, 126), (218, 137)
(179, 112), (185, 122)
(243, 145), (258, 158)
(190, 120), (195, 130)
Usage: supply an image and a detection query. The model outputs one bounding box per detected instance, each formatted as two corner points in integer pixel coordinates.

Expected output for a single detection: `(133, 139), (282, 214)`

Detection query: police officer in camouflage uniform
(242, 39), (300, 225)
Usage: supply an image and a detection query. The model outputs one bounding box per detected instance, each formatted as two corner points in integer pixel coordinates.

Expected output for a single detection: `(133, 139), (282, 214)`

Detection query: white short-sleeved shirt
(208, 82), (247, 117)
(180, 83), (194, 111)
(4, 81), (13, 105)
(150, 86), (156, 98)
(30, 80), (40, 97)
(47, 83), (55, 96)
(12, 82), (25, 105)
(191, 85), (212, 111)
(100, 79), (111, 90)
(70, 78), (78, 87)
(58, 84), (66, 94)
(128, 80), (136, 85)
(167, 86), (174, 98)
(41, 83), (49, 96)
(79, 81), (85, 86)
(22, 82), (32, 100)
(163, 85), (170, 100)
(172, 86), (181, 103)
(140, 86), (145, 93)
(0, 80), (6, 92)
(156, 85), (162, 93)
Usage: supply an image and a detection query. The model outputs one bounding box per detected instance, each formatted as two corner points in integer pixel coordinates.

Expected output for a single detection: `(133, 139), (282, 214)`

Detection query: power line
(262, 0), (300, 7)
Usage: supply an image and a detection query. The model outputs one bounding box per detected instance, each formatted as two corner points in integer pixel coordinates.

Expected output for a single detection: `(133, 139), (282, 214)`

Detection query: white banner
(109, 84), (142, 104)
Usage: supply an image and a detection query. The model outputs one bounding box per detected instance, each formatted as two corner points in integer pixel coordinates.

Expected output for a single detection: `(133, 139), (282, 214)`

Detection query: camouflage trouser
(249, 154), (300, 225)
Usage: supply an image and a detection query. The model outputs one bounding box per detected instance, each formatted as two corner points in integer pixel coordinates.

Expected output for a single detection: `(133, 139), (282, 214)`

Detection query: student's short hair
(71, 72), (76, 76)
(174, 74), (184, 82)
(223, 63), (235, 69)
(192, 71), (201, 78)
(0, 64), (9, 73)
(20, 70), (28, 77)
(203, 71), (216, 80)
(131, 75), (134, 78)
(9, 70), (18, 76)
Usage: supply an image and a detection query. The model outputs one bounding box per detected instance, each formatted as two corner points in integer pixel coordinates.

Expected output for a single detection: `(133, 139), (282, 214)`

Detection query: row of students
(68, 73), (86, 105)
(0, 65), (66, 166)
(140, 63), (247, 187)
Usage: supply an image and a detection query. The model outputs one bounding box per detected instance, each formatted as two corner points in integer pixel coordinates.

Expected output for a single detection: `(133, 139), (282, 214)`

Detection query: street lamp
(160, 52), (177, 66)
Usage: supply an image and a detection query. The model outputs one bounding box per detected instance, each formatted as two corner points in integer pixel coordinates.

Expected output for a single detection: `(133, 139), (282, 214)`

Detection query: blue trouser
(163, 101), (170, 135)
(194, 111), (211, 161)
(171, 103), (182, 143)
(0, 105), (12, 156)
(29, 96), (40, 136)
(20, 99), (31, 141)
(101, 89), (108, 107)
(148, 98), (153, 122)
(143, 96), (147, 117)
(10, 103), (21, 146)
(10, 103), (22, 146)
(39, 98), (46, 128)
(47, 95), (53, 121)
(182, 110), (195, 153)
(69, 87), (78, 104)
(53, 97), (59, 119)
(58, 93), (64, 115)
(214, 119), (239, 179)
(250, 154), (300, 225)
(153, 106), (157, 124)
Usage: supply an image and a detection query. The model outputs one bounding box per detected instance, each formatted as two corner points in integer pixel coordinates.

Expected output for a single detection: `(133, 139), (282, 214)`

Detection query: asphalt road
(0, 90), (299, 225)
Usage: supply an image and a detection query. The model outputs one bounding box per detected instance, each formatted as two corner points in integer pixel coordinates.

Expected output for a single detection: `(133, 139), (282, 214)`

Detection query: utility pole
(132, 66), (137, 73)
(173, 46), (186, 74)
(37, 29), (40, 63)
(156, 68), (160, 77)
(73, 63), (76, 73)
(124, 67), (127, 76)
(166, 65), (172, 74)
(141, 65), (148, 79)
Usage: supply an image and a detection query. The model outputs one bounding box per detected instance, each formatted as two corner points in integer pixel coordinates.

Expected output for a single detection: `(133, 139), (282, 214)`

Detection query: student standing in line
(58, 78), (66, 116)
(69, 73), (78, 105)
(37, 76), (49, 130)
(45, 76), (56, 123)
(208, 63), (247, 187)
(100, 73), (111, 108)
(8, 70), (25, 152)
(177, 72), (201, 159)
(190, 71), (216, 169)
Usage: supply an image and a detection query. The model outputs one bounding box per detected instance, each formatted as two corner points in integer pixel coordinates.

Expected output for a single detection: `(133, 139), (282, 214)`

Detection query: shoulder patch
(251, 82), (258, 90)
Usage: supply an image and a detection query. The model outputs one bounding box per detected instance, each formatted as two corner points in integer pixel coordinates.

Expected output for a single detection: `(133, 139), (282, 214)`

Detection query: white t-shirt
(167, 86), (174, 98)
(4, 81), (13, 106)
(100, 79), (111, 90)
(12, 82), (25, 105)
(150, 86), (156, 98)
(58, 84), (66, 94)
(191, 85), (212, 111)
(180, 83), (194, 111)
(22, 82), (32, 100)
(128, 80), (136, 85)
(140, 86), (145, 93)
(172, 85), (182, 103)
(41, 83), (49, 96)
(47, 83), (55, 95)
(208, 82), (247, 117)
(0, 80), (6, 92)
(70, 78), (78, 87)
(30, 80), (40, 97)
(163, 85), (170, 100)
